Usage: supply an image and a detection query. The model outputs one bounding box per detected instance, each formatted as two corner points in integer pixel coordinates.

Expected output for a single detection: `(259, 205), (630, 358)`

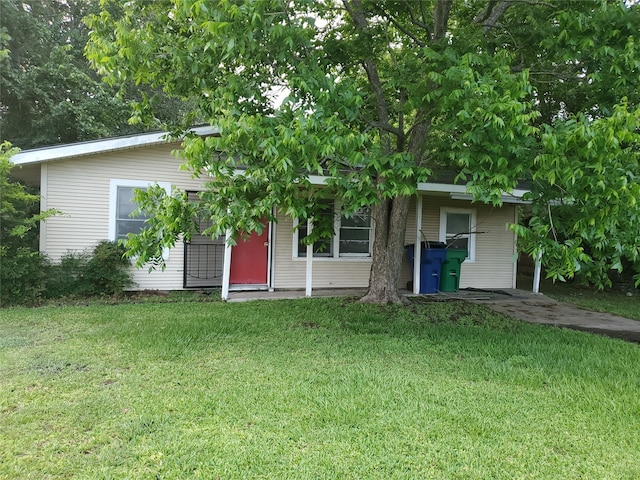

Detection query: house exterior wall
(271, 213), (373, 289)
(39, 141), (518, 292)
(271, 196), (517, 291)
(40, 143), (205, 291)
(400, 195), (517, 290)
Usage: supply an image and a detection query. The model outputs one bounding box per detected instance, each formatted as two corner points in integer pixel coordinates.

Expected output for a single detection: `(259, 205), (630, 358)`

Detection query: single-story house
(10, 129), (529, 299)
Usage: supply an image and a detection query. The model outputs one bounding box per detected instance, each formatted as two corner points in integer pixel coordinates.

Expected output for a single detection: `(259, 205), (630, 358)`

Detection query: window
(297, 201), (335, 257)
(115, 186), (149, 240)
(439, 207), (476, 262)
(108, 179), (171, 241)
(295, 204), (372, 259)
(339, 208), (371, 255)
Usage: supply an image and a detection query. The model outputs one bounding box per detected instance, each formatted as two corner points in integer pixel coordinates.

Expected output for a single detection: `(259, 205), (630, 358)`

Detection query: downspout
(413, 194), (423, 294)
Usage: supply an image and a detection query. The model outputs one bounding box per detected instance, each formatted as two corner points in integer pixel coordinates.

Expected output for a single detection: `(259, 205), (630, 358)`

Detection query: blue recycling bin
(405, 243), (447, 293)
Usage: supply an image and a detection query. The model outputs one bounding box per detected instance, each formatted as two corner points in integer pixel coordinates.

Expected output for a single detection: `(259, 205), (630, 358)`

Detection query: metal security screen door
(184, 192), (224, 288)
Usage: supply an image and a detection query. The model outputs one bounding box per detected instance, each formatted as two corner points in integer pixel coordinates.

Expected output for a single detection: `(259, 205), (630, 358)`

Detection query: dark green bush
(45, 241), (133, 299)
(0, 247), (51, 306)
(83, 240), (133, 295)
(45, 250), (91, 298)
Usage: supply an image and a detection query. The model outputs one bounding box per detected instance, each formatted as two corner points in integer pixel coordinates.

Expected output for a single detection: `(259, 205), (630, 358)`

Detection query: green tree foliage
(1, 145), (132, 304)
(86, 0), (640, 301)
(0, 0), (191, 148)
(0, 142), (56, 305)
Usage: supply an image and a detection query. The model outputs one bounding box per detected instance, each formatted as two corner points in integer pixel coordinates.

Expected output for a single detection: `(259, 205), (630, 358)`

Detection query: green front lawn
(540, 281), (639, 321)
(1, 298), (638, 479)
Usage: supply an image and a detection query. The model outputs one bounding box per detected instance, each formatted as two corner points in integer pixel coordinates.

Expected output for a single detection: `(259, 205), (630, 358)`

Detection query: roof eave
(10, 126), (218, 166)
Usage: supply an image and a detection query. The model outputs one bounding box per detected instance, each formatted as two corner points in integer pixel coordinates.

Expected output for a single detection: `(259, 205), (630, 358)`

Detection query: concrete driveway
(452, 289), (640, 343)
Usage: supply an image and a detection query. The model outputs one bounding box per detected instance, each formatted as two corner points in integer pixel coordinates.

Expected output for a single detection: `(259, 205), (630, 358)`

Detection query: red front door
(229, 223), (269, 285)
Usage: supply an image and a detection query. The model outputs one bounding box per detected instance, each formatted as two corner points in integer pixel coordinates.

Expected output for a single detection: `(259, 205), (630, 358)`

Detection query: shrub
(45, 241), (133, 299)
(83, 240), (134, 295)
(0, 247), (51, 306)
(45, 250), (91, 298)
(1, 142), (58, 306)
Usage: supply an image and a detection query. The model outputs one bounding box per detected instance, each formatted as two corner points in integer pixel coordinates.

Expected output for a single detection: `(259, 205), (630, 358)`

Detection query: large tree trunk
(361, 195), (411, 304)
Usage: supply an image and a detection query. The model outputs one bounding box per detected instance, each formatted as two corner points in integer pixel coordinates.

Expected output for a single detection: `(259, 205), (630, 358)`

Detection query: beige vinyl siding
(399, 195), (517, 290)
(272, 196), (516, 291)
(272, 212), (372, 289)
(41, 143), (205, 291)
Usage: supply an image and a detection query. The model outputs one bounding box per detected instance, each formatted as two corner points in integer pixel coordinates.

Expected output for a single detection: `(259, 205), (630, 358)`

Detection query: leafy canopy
(87, 0), (640, 288)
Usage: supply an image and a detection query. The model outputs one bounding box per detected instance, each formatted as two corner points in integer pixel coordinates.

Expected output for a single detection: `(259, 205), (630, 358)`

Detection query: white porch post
(413, 194), (423, 294)
(533, 250), (543, 294)
(268, 215), (275, 292)
(305, 218), (313, 297)
(39, 164), (48, 252)
(221, 229), (233, 300)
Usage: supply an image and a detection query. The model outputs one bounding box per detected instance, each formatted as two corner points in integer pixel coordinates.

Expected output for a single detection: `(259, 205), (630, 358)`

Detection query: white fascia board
(419, 182), (531, 204)
(417, 182), (468, 194)
(206, 171), (531, 203)
(230, 172), (329, 186)
(449, 191), (531, 204)
(309, 178), (532, 202)
(308, 175), (329, 185)
(10, 126), (218, 166)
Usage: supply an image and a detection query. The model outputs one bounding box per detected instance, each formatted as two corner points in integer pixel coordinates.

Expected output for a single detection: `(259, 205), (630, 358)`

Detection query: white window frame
(295, 201), (336, 258)
(439, 207), (477, 263)
(108, 179), (172, 258)
(293, 204), (373, 260)
(338, 207), (373, 257)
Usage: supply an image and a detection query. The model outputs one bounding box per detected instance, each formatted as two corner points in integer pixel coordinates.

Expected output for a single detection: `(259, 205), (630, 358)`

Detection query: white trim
(305, 218), (313, 297)
(513, 206), (518, 289)
(413, 194), (423, 295)
(39, 164), (48, 252)
(308, 175), (327, 185)
(108, 179), (171, 241)
(221, 229), (233, 300)
(533, 250), (543, 294)
(268, 213), (275, 291)
(292, 203), (373, 260)
(235, 171), (531, 202)
(439, 207), (477, 263)
(418, 182), (530, 203)
(306, 178), (530, 202)
(11, 126), (217, 166)
(449, 192), (531, 205)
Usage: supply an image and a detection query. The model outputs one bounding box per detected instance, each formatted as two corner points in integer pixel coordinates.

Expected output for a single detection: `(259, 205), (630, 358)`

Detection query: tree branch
(375, 4), (426, 47)
(475, 0), (554, 32)
(403, 0), (431, 37)
(433, 0), (453, 40)
(342, 0), (395, 153)
(368, 120), (404, 138)
(481, 1), (514, 32)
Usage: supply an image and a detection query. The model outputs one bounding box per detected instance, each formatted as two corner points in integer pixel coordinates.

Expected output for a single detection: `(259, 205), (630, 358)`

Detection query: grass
(1, 297), (639, 479)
